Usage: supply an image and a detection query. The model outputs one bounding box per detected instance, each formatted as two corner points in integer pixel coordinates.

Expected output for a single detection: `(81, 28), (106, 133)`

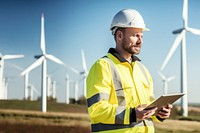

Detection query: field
(0, 100), (200, 133)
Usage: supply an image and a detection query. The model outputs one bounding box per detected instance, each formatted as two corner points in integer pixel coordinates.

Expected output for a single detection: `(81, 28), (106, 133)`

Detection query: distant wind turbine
(160, 0), (200, 117)
(65, 49), (88, 99)
(21, 14), (72, 113)
(157, 71), (176, 95)
(9, 64), (29, 100)
(28, 83), (39, 101)
(0, 53), (24, 99)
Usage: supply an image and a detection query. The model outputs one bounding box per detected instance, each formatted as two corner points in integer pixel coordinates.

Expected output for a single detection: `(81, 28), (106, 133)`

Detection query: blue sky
(0, 0), (200, 103)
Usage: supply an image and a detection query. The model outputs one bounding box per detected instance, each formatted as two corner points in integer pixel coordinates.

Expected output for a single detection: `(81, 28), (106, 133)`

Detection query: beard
(121, 38), (141, 55)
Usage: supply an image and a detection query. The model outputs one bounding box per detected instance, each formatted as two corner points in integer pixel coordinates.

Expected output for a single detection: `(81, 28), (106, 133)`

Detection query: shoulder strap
(136, 61), (150, 86)
(103, 56), (125, 106)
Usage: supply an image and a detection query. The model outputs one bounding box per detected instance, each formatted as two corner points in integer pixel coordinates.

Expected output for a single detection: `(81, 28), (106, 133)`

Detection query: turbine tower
(0, 53), (24, 99)
(160, 0), (200, 116)
(65, 73), (71, 104)
(157, 71), (176, 95)
(52, 80), (57, 99)
(2, 78), (8, 99)
(21, 14), (71, 112)
(80, 49), (88, 98)
(74, 80), (79, 103)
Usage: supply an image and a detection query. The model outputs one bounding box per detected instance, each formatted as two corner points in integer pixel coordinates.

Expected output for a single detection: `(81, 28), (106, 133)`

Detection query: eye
(133, 34), (142, 39)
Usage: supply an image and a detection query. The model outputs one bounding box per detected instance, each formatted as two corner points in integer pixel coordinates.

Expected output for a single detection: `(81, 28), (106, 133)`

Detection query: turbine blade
(160, 32), (184, 71)
(81, 49), (88, 73)
(182, 0), (188, 27)
(40, 13), (46, 54)
(33, 86), (40, 94)
(157, 71), (166, 80)
(21, 56), (44, 75)
(167, 76), (176, 82)
(173, 28), (184, 34)
(65, 64), (80, 74)
(8, 63), (23, 71)
(46, 54), (65, 65)
(4, 55), (24, 60)
(46, 54), (80, 74)
(187, 27), (200, 35)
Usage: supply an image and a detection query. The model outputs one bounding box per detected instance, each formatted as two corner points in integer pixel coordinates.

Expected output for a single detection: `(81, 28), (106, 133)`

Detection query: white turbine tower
(74, 80), (79, 103)
(80, 49), (88, 98)
(65, 73), (71, 104)
(0, 53), (24, 99)
(52, 80), (57, 99)
(157, 71), (176, 95)
(2, 78), (8, 99)
(21, 14), (70, 112)
(160, 0), (200, 116)
(47, 75), (52, 98)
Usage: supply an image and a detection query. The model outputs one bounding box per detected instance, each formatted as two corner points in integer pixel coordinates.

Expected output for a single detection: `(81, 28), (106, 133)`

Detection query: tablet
(144, 93), (185, 110)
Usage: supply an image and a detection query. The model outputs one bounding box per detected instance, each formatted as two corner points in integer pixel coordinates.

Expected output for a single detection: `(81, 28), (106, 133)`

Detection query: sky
(0, 0), (200, 104)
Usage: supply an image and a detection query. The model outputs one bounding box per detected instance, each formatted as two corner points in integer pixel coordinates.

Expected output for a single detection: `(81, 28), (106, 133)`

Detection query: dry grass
(155, 119), (200, 132)
(0, 109), (91, 133)
(0, 101), (200, 133)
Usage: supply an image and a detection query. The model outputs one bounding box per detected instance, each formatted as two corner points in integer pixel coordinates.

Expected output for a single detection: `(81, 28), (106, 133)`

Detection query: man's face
(121, 28), (143, 55)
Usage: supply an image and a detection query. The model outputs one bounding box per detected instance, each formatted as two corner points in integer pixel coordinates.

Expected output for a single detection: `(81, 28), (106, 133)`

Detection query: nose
(137, 36), (143, 44)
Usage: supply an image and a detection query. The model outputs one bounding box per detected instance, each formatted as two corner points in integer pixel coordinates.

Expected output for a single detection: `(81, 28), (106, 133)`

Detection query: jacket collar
(108, 48), (141, 63)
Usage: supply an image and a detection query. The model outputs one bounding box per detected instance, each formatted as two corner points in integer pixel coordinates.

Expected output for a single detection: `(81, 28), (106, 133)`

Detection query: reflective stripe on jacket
(86, 48), (160, 133)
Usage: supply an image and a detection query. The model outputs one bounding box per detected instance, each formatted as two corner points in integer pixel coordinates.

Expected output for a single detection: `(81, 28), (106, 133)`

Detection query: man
(86, 9), (172, 133)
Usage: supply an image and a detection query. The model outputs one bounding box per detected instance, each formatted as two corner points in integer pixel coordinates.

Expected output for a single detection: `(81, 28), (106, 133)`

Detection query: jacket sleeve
(86, 59), (131, 124)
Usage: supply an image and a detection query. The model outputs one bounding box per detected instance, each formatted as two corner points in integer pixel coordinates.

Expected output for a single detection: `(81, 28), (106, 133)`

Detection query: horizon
(0, 0), (200, 104)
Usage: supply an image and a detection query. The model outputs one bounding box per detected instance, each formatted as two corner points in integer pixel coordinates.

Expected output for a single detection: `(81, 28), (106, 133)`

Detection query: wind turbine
(65, 49), (88, 99)
(160, 0), (200, 117)
(157, 71), (176, 95)
(21, 13), (72, 112)
(9, 64), (29, 100)
(28, 83), (39, 101)
(0, 53), (24, 99)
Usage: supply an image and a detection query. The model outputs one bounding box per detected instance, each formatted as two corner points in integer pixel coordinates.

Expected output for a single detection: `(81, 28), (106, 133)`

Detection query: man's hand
(135, 104), (157, 121)
(156, 104), (173, 119)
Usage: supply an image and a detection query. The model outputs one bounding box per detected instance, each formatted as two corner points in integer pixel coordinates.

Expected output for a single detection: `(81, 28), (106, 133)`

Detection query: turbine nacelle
(34, 55), (43, 59)
(172, 28), (185, 34)
(173, 27), (200, 35)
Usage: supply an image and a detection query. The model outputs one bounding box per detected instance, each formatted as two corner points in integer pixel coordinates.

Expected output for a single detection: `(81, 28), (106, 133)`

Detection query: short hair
(113, 27), (125, 41)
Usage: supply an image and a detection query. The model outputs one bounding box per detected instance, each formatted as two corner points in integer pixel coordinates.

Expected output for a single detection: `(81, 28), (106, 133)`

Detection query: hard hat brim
(111, 26), (150, 35)
(143, 27), (150, 31)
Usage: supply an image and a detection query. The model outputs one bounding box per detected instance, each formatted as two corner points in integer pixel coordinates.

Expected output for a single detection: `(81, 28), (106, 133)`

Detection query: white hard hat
(110, 9), (149, 35)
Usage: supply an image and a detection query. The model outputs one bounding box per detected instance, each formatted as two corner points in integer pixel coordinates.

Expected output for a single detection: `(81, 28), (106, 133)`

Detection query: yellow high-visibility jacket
(87, 48), (162, 133)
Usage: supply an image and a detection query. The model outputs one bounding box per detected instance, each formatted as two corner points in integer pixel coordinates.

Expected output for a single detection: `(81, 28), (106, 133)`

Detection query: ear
(116, 30), (123, 41)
